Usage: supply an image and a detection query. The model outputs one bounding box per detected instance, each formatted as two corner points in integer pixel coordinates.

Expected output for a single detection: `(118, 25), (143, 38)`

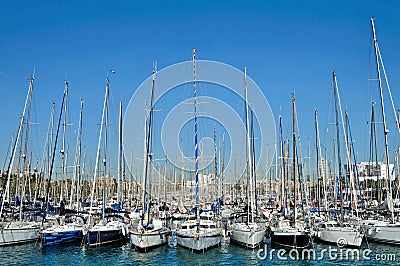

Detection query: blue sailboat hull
(42, 229), (83, 246)
(87, 229), (127, 246)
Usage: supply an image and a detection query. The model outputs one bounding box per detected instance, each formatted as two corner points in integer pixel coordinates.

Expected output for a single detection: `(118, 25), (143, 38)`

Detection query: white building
(357, 162), (395, 182)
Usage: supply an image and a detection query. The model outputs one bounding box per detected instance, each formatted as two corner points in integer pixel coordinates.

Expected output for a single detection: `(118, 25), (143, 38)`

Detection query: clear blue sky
(1, 1), (399, 177)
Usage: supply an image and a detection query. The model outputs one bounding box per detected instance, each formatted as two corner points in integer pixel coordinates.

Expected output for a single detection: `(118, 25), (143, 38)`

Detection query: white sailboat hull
(176, 229), (222, 252)
(130, 229), (168, 250)
(364, 222), (400, 245)
(230, 224), (265, 248)
(0, 222), (40, 246)
(315, 228), (363, 247)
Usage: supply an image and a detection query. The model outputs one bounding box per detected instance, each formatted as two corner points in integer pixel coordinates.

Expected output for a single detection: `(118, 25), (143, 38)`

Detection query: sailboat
(313, 72), (364, 248)
(269, 95), (311, 249)
(362, 17), (400, 245)
(129, 65), (169, 251)
(41, 95), (88, 246)
(0, 77), (41, 246)
(229, 67), (265, 248)
(86, 75), (128, 247)
(176, 48), (222, 252)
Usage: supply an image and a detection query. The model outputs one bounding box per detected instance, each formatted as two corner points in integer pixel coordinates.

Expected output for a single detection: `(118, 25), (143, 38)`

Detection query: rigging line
(2, 133), (13, 172)
(365, 30), (376, 162)
(321, 81), (334, 148)
(367, 29), (374, 109)
(377, 45), (400, 134)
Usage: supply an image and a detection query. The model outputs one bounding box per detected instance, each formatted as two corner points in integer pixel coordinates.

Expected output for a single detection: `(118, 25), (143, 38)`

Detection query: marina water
(1, 239), (398, 265)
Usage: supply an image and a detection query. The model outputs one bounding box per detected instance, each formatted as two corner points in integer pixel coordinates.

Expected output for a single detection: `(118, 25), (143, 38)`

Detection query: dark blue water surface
(0, 239), (398, 265)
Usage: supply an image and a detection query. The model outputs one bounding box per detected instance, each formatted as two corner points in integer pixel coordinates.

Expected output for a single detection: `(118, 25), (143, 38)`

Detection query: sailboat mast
(141, 66), (156, 226)
(17, 77), (34, 220)
(370, 101), (381, 202)
(315, 110), (327, 212)
(332, 72), (344, 225)
(69, 100), (84, 210)
(60, 81), (68, 203)
(21, 77), (34, 215)
(279, 115), (287, 213)
(220, 133), (225, 213)
(163, 157), (167, 203)
(102, 78), (110, 220)
(76, 100), (84, 210)
(47, 102), (55, 200)
(398, 109), (400, 130)
(141, 103), (148, 222)
(314, 110), (321, 212)
(192, 48), (200, 221)
(43, 82), (68, 225)
(0, 77), (34, 218)
(371, 17), (394, 223)
(89, 78), (109, 225)
(250, 106), (257, 217)
(213, 128), (219, 215)
(118, 101), (123, 205)
(292, 94), (297, 225)
(397, 147), (400, 200)
(244, 67), (253, 223)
